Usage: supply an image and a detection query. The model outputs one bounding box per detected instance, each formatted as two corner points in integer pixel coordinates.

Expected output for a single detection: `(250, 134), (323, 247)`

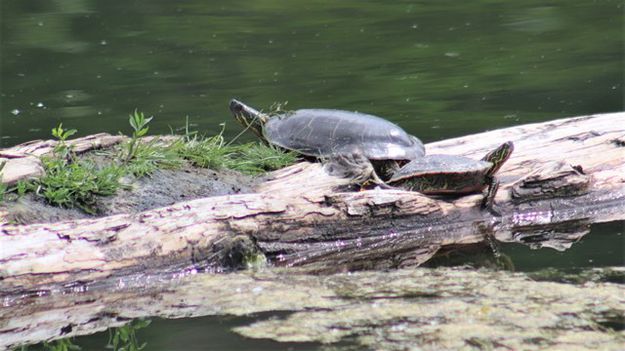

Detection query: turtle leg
(370, 160), (400, 180)
(480, 141), (513, 215)
(347, 157), (395, 189)
(482, 175), (501, 216)
(325, 153), (395, 189)
(384, 160), (401, 177)
(368, 169), (396, 190)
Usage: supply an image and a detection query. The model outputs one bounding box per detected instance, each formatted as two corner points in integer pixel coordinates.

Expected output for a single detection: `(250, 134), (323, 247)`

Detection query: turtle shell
(264, 109), (424, 161)
(389, 154), (493, 194)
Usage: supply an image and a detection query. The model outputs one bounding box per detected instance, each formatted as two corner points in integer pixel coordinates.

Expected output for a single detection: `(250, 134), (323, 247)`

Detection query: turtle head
(481, 141), (514, 176)
(229, 99), (267, 139)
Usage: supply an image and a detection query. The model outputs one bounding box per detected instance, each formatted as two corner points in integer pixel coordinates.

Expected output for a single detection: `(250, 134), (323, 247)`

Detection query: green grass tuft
(42, 338), (81, 351)
(37, 156), (123, 214)
(224, 143), (298, 175)
(173, 118), (297, 174)
(173, 129), (297, 175)
(2, 112), (299, 213)
(107, 319), (151, 351)
(0, 161), (6, 204)
(123, 138), (182, 177)
(171, 132), (231, 170)
(0, 184), (6, 203)
(25, 122), (125, 214)
(121, 111), (182, 177)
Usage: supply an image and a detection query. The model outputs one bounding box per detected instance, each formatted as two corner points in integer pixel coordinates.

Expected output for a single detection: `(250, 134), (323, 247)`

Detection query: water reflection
(2, 260), (623, 351)
(501, 220), (625, 272)
(419, 220), (624, 272)
(510, 218), (589, 251)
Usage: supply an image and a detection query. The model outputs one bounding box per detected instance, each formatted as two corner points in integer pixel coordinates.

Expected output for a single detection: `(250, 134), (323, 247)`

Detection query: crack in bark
(611, 136), (625, 147)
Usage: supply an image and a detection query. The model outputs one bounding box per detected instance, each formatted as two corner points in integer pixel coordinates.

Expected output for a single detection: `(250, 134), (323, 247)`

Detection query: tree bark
(1, 113), (624, 293)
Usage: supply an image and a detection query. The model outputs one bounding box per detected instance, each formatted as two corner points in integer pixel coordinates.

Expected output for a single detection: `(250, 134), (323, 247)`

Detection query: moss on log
(1, 266), (623, 350)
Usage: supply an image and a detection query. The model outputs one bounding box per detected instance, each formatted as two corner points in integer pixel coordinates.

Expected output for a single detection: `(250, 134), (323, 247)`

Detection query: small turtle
(388, 141), (514, 212)
(229, 99), (425, 181)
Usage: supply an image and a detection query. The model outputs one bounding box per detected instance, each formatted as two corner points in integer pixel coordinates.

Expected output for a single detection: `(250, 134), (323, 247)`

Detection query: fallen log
(1, 113), (624, 293)
(1, 266), (623, 350)
(0, 133), (125, 185)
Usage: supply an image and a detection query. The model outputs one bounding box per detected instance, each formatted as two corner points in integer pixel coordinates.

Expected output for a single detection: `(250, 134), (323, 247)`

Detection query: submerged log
(1, 113), (624, 293)
(1, 266), (623, 350)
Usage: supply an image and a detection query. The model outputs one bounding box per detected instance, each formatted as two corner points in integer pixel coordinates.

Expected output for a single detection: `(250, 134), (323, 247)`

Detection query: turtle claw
(486, 204), (502, 217)
(369, 169), (394, 189)
(374, 182), (397, 190)
(481, 196), (502, 216)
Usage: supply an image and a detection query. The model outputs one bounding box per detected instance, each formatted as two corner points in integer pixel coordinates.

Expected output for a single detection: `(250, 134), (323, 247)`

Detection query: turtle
(388, 141), (514, 212)
(229, 99), (425, 182)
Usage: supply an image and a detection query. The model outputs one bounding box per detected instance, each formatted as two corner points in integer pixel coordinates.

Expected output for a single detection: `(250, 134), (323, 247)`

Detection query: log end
(0, 156), (44, 186)
(510, 161), (591, 203)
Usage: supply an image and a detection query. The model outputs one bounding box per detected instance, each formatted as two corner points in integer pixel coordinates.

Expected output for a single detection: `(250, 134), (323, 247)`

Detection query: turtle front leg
(325, 153), (395, 189)
(482, 175), (501, 216)
(368, 169), (396, 190)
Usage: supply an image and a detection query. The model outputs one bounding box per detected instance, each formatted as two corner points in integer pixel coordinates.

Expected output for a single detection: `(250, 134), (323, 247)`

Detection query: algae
(3, 267), (622, 350)
(233, 267), (625, 350)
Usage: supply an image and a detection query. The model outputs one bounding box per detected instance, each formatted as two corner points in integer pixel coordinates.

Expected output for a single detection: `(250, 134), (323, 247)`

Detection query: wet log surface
(1, 113), (624, 294)
(1, 266), (623, 350)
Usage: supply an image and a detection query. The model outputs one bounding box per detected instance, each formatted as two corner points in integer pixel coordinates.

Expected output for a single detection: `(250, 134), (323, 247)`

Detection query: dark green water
(31, 315), (325, 351)
(1, 1), (623, 350)
(1, 0), (622, 146)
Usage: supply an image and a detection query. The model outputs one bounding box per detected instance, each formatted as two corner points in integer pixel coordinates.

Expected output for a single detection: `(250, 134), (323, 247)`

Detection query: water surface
(1, 0), (622, 145)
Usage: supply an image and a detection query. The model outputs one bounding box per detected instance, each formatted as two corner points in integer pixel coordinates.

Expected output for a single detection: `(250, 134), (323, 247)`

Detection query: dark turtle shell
(264, 109), (424, 161)
(388, 154), (493, 194)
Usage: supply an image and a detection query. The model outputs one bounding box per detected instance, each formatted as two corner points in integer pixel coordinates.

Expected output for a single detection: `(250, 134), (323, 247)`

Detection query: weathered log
(0, 133), (125, 185)
(1, 266), (623, 350)
(1, 113), (624, 293)
(0, 134), (176, 185)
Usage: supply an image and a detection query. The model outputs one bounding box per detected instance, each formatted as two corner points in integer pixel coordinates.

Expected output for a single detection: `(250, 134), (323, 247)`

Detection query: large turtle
(229, 99), (425, 181)
(388, 141), (514, 212)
